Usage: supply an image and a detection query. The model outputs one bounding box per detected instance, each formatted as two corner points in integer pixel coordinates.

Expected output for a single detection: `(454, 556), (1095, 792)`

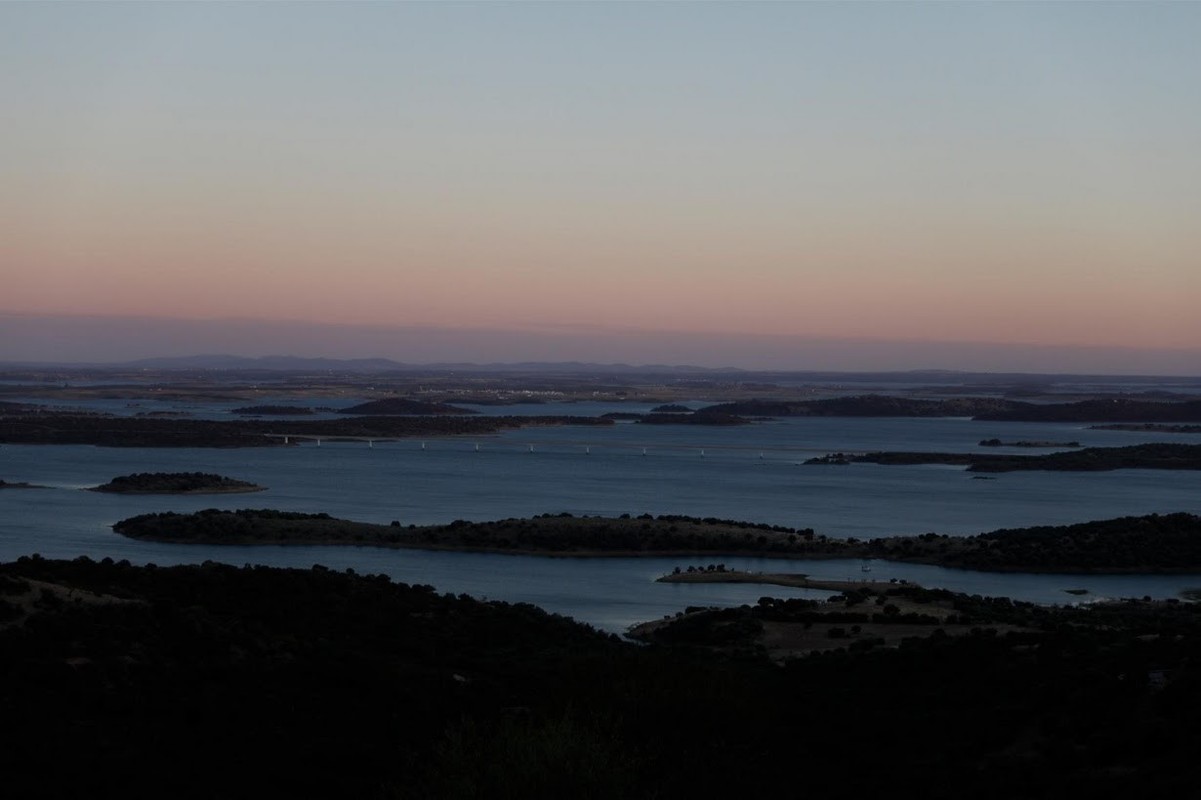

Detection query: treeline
(114, 509), (380, 544)
(699, 395), (1201, 422)
(862, 512), (1201, 572)
(337, 398), (477, 415)
(978, 438), (1080, 448)
(642, 582), (1201, 651)
(114, 509), (1201, 573)
(978, 398), (1201, 422)
(114, 509), (828, 556)
(91, 472), (263, 494)
(1091, 423), (1201, 433)
(6, 557), (1201, 797)
(806, 443), (1201, 472)
(699, 395), (1016, 417)
(0, 479), (38, 489)
(231, 405), (314, 415)
(0, 411), (611, 447)
(598, 411), (751, 425)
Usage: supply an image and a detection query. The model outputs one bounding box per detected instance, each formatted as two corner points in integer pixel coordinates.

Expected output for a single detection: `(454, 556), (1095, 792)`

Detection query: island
(1090, 423), (1201, 433)
(91, 472), (266, 494)
(600, 410), (750, 425)
(337, 398), (476, 415)
(0, 479), (42, 490)
(112, 510), (816, 555)
(112, 509), (1201, 573)
(804, 443), (1201, 472)
(231, 404), (315, 415)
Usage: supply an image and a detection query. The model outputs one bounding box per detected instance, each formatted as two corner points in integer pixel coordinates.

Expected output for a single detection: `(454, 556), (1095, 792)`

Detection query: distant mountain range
(123, 354), (744, 374)
(0, 353), (741, 375)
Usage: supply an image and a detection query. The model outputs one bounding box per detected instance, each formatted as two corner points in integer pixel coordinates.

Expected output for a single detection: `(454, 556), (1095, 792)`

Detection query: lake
(3, 403), (1200, 633)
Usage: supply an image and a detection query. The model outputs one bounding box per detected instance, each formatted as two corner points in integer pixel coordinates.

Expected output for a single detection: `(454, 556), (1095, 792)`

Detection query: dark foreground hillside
(4, 557), (1201, 799)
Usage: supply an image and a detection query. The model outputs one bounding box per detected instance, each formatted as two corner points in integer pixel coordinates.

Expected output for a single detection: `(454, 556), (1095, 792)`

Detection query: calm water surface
(3, 410), (1200, 632)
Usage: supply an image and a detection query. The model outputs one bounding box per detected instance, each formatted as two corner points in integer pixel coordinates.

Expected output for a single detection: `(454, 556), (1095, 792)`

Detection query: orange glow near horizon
(3, 3), (1200, 366)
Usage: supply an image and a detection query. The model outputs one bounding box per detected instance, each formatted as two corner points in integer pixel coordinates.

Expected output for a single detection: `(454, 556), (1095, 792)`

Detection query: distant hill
(120, 354), (414, 371)
(57, 354), (738, 374)
(337, 398), (476, 415)
(1, 354), (1198, 385)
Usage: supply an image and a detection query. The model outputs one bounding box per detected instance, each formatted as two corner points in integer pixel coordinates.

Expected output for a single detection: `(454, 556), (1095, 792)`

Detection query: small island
(337, 398), (476, 415)
(0, 479), (43, 490)
(599, 410), (750, 425)
(91, 472), (266, 494)
(231, 405), (314, 416)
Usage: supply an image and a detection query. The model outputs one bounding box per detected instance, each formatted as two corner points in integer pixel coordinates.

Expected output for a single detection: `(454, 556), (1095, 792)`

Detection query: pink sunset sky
(2, 3), (1199, 372)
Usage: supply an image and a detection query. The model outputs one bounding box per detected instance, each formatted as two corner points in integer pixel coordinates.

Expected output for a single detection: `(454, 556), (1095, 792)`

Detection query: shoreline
(90, 485), (267, 495)
(108, 510), (1201, 575)
(657, 570), (902, 593)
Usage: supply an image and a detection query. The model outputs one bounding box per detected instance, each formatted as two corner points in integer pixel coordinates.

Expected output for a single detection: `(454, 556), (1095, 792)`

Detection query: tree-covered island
(805, 443), (1201, 472)
(337, 397), (477, 415)
(231, 404), (315, 415)
(0, 479), (42, 490)
(112, 509), (1201, 573)
(91, 472), (266, 494)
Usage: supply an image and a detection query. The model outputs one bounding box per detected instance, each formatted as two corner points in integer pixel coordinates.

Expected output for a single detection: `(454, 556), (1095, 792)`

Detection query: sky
(2, 2), (1199, 372)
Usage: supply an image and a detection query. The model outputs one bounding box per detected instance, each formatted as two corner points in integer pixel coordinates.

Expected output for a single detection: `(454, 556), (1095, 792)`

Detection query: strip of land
(112, 509), (1201, 574)
(1090, 423), (1201, 433)
(804, 443), (1201, 472)
(9, 390), (1201, 447)
(90, 472), (265, 494)
(658, 569), (899, 594)
(699, 395), (1201, 422)
(0, 410), (611, 447)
